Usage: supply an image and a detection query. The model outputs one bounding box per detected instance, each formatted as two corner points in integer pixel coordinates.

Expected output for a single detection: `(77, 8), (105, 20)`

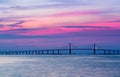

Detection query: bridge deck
(0, 49), (120, 55)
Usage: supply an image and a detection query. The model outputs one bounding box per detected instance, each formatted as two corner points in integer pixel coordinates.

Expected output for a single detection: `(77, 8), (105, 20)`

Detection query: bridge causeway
(0, 49), (120, 55)
(0, 43), (120, 55)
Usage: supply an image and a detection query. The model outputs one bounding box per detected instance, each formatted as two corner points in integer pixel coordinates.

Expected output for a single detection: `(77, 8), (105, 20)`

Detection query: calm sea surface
(0, 55), (120, 77)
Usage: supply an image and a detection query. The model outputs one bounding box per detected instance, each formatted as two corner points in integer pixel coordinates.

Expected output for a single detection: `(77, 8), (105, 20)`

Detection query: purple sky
(0, 0), (120, 51)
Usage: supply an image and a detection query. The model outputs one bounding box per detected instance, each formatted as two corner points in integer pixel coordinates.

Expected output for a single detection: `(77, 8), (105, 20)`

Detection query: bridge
(0, 43), (120, 55)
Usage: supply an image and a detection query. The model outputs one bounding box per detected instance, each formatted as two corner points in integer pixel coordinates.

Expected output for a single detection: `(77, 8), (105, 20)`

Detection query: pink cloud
(17, 27), (81, 36)
(82, 21), (120, 28)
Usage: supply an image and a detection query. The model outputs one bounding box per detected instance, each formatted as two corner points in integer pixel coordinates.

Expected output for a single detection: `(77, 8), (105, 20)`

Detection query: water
(0, 55), (120, 77)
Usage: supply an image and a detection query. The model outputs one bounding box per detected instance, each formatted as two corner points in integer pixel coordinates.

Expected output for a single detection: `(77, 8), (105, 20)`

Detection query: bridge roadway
(0, 48), (120, 55)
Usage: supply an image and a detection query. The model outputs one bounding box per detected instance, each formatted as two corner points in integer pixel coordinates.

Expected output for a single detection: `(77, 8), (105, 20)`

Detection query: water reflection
(0, 55), (120, 77)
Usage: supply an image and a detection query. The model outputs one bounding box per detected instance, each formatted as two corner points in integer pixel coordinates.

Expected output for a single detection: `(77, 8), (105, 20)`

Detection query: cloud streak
(63, 26), (111, 29)
(8, 21), (26, 26)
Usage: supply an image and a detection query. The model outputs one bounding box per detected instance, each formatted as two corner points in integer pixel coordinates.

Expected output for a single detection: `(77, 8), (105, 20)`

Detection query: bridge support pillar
(47, 50), (49, 54)
(58, 50), (60, 55)
(41, 51), (43, 54)
(69, 43), (72, 55)
(118, 51), (120, 54)
(93, 43), (96, 55)
(113, 50), (115, 54)
(104, 50), (106, 54)
(108, 50), (110, 54)
(52, 50), (54, 55)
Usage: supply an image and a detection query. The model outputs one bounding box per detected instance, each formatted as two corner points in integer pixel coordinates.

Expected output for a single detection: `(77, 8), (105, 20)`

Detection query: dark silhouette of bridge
(0, 43), (120, 55)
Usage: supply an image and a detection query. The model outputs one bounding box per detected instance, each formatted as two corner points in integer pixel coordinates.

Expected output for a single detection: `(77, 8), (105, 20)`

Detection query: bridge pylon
(93, 43), (96, 55)
(69, 43), (72, 54)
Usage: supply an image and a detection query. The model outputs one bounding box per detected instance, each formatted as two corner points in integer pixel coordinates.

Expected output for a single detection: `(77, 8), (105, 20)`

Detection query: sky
(0, 0), (120, 51)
